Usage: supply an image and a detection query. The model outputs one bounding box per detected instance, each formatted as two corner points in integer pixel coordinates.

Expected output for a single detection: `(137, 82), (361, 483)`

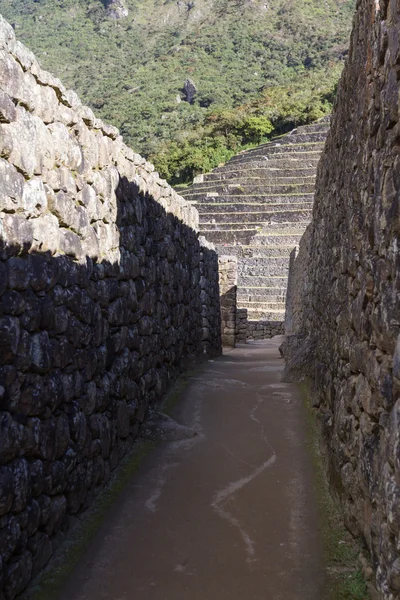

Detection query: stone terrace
(178, 119), (329, 340)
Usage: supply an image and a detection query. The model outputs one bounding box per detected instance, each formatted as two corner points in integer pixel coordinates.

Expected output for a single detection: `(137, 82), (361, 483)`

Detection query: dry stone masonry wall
(283, 0), (400, 596)
(218, 255), (237, 348)
(0, 16), (221, 599)
(179, 119), (329, 341)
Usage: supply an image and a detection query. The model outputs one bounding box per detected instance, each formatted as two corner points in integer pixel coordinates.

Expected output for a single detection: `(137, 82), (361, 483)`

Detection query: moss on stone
(300, 381), (368, 600)
(20, 367), (201, 600)
(21, 440), (155, 600)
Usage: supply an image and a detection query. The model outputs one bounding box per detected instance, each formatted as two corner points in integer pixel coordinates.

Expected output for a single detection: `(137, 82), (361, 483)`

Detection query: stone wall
(179, 120), (330, 341)
(236, 308), (248, 343)
(284, 226), (312, 337)
(0, 16), (221, 599)
(282, 0), (400, 597)
(218, 256), (237, 347)
(199, 236), (222, 355)
(247, 320), (284, 341)
(236, 309), (284, 343)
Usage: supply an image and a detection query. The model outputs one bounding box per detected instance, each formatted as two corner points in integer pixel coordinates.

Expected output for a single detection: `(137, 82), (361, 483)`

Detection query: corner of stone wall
(281, 225), (314, 381)
(236, 308), (248, 344)
(199, 236), (222, 356)
(284, 246), (298, 337)
(218, 255), (238, 348)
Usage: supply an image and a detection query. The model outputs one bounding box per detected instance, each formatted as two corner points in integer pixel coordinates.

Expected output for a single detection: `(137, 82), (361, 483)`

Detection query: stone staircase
(177, 118), (330, 340)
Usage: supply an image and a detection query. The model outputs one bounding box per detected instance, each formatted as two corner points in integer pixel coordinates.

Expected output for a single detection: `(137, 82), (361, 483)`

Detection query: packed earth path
(58, 338), (326, 600)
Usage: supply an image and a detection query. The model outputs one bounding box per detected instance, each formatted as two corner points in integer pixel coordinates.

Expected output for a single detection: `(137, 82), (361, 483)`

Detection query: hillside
(0, 0), (355, 182)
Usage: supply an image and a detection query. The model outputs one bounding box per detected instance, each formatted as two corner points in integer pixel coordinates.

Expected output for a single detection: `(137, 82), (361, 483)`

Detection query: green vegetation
(0, 0), (355, 182)
(301, 382), (368, 600)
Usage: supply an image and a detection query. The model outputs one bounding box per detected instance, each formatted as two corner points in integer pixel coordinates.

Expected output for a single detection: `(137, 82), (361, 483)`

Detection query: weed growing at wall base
(300, 382), (368, 600)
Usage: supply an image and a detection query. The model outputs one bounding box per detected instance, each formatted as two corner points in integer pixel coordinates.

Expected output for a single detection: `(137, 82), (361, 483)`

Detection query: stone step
(239, 256), (290, 267)
(200, 216), (311, 230)
(213, 157), (321, 171)
(250, 224), (308, 240)
(182, 183), (316, 198)
(247, 233), (305, 246)
(212, 157), (321, 172)
(240, 301), (286, 309)
(238, 269), (288, 279)
(223, 245), (295, 258)
(228, 152), (322, 168)
(231, 140), (325, 160)
(200, 208), (312, 225)
(187, 188), (316, 201)
(182, 180), (316, 195)
(238, 294), (287, 304)
(234, 133), (326, 157)
(230, 143), (324, 160)
(250, 221), (309, 233)
(201, 223), (262, 231)
(186, 175), (317, 190)
(239, 265), (290, 279)
(244, 307), (286, 321)
(203, 167), (318, 181)
(190, 119), (326, 341)
(238, 286), (287, 297)
(191, 193), (315, 206)
(238, 292), (287, 304)
(201, 229), (259, 245)
(295, 123), (330, 134)
(258, 221), (310, 232)
(239, 299), (286, 308)
(238, 275), (288, 287)
(197, 201), (314, 214)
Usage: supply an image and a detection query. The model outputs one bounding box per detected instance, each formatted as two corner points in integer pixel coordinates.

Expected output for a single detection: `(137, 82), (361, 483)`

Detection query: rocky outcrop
(282, 0), (400, 597)
(183, 79), (197, 104)
(0, 15), (221, 598)
(179, 120), (329, 340)
(105, 0), (128, 19)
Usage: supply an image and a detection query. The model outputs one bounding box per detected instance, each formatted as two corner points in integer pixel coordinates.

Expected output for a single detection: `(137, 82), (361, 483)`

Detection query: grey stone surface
(0, 15), (221, 598)
(179, 119), (329, 342)
(140, 412), (198, 442)
(282, 1), (400, 597)
(105, 0), (128, 19)
(218, 256), (237, 348)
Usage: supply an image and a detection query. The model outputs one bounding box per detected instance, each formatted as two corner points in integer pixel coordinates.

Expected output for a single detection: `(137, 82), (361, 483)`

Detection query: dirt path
(58, 338), (326, 600)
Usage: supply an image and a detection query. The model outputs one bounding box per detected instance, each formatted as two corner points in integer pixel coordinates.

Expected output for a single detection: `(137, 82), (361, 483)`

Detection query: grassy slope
(0, 0), (355, 181)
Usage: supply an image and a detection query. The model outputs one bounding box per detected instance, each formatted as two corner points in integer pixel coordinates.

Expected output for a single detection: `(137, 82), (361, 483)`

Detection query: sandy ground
(58, 337), (326, 600)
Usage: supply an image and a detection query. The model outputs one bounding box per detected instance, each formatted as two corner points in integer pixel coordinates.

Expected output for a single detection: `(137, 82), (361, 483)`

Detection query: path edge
(19, 366), (203, 600)
(299, 381), (370, 599)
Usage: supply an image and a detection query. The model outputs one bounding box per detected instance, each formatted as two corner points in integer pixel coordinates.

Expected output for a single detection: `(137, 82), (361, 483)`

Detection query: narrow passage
(59, 338), (325, 600)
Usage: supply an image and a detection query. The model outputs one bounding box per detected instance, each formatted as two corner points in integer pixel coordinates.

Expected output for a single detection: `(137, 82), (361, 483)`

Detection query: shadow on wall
(0, 177), (221, 599)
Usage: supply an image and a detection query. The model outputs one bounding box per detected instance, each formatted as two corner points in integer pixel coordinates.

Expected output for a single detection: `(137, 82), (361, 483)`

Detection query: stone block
(0, 214), (33, 258)
(10, 458), (29, 514)
(0, 466), (13, 517)
(0, 317), (20, 364)
(4, 550), (32, 600)
(0, 90), (16, 123)
(0, 107), (55, 177)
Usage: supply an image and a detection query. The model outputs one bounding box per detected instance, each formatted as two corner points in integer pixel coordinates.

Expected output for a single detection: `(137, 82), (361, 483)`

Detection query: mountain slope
(0, 0), (355, 181)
